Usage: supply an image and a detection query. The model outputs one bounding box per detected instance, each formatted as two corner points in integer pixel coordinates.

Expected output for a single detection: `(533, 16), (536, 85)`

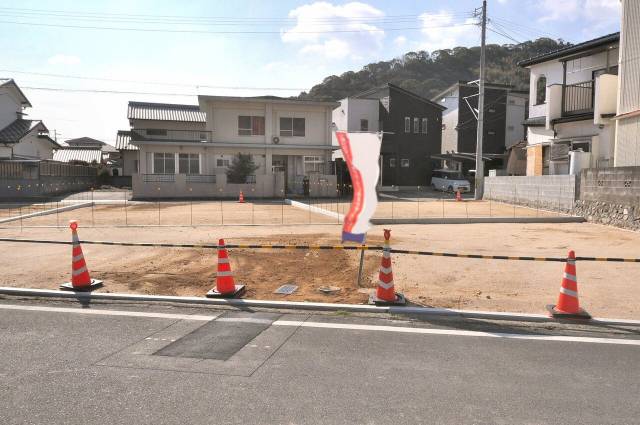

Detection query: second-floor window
(404, 117), (410, 133)
(536, 75), (547, 105)
(153, 152), (175, 174)
(178, 153), (199, 174)
(147, 129), (167, 136)
(360, 119), (368, 132)
(280, 117), (305, 137)
(413, 118), (419, 133)
(238, 116), (265, 136)
(421, 118), (428, 134)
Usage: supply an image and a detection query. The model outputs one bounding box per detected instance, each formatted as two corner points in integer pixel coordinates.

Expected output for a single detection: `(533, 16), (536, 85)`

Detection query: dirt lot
(1, 220), (640, 319)
(0, 198), (564, 228)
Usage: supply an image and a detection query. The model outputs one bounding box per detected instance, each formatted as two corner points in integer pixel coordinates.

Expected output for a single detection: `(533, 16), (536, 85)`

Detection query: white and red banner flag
(334, 130), (382, 243)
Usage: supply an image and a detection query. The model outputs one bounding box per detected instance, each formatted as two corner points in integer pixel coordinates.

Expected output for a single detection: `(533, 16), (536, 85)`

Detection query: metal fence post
(513, 185), (517, 218)
(56, 200), (60, 227)
(124, 190), (128, 226)
(19, 205), (23, 230)
(441, 193), (445, 218)
(91, 188), (95, 227)
(489, 187), (492, 217)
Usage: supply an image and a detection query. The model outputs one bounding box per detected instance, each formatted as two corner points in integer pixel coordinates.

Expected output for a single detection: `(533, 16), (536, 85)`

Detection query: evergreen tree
(226, 153), (259, 184)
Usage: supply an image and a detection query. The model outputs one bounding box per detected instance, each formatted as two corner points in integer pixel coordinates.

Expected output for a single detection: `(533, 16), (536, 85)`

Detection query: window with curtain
(413, 118), (419, 134)
(421, 118), (428, 134)
(178, 153), (200, 174)
(238, 116), (265, 136)
(404, 117), (410, 133)
(360, 119), (368, 131)
(153, 153), (175, 174)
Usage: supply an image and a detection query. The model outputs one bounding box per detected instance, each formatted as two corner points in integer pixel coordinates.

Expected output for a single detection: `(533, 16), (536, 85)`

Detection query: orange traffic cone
(238, 191), (245, 203)
(206, 238), (246, 298)
(455, 190), (462, 202)
(60, 220), (103, 291)
(547, 250), (590, 319)
(370, 229), (406, 306)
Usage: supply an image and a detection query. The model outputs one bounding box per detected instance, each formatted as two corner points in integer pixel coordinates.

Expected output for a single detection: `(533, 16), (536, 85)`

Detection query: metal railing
(186, 174), (216, 183)
(562, 80), (594, 116)
(131, 129), (213, 142)
(143, 174), (175, 182)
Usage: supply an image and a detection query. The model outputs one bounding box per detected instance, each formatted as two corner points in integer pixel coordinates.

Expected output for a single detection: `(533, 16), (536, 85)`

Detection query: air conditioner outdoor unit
(272, 136), (280, 144)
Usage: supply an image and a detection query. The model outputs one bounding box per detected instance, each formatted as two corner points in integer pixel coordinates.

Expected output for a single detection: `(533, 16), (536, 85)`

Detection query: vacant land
(0, 198), (565, 228)
(1, 220), (639, 319)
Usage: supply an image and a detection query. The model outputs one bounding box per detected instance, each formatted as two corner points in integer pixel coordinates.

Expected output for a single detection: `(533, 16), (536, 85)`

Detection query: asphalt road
(1, 298), (640, 425)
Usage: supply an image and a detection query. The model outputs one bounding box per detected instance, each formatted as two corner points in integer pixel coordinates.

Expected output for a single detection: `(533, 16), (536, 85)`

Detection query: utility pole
(474, 0), (487, 200)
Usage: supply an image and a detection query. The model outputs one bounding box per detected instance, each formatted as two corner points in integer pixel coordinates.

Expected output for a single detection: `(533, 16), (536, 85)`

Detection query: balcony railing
(562, 80), (594, 116)
(131, 129), (213, 142)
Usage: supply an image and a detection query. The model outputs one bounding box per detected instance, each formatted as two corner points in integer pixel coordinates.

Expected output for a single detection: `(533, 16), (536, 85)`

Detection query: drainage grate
(274, 284), (298, 295)
(154, 313), (277, 361)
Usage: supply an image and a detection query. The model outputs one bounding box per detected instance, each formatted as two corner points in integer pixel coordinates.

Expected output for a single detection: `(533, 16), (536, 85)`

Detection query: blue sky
(0, 0), (621, 144)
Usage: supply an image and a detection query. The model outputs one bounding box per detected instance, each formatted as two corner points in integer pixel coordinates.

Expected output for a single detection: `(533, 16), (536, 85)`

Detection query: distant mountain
(298, 38), (570, 101)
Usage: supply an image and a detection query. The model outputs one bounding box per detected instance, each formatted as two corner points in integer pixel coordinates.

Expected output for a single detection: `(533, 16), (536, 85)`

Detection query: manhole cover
(274, 284), (298, 295)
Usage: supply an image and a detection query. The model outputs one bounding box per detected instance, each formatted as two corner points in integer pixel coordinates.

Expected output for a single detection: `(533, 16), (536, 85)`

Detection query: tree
(226, 153), (259, 184)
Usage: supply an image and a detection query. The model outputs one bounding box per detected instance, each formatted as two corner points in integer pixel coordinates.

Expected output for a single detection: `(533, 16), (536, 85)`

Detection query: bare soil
(1, 221), (640, 319)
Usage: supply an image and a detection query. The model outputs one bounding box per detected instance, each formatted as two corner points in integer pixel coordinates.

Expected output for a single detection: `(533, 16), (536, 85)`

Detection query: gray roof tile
(127, 101), (206, 122)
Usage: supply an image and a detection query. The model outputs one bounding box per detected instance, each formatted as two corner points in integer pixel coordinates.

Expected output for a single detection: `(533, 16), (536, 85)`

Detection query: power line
(0, 19), (477, 35)
(22, 86), (201, 97)
(1, 69), (307, 91)
(486, 24), (521, 45)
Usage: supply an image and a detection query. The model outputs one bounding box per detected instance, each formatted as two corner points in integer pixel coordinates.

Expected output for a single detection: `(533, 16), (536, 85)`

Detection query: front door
(272, 155), (288, 193)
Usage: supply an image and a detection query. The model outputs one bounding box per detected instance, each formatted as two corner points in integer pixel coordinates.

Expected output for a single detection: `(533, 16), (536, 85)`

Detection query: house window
(216, 158), (230, 167)
(304, 155), (323, 174)
(413, 118), (419, 134)
(153, 153), (175, 174)
(389, 158), (396, 167)
(401, 159), (410, 168)
(179, 153), (200, 174)
(147, 129), (167, 136)
(421, 118), (428, 134)
(238, 116), (265, 136)
(280, 117), (305, 137)
(404, 117), (410, 133)
(360, 119), (368, 132)
(488, 130), (496, 135)
(536, 75), (547, 104)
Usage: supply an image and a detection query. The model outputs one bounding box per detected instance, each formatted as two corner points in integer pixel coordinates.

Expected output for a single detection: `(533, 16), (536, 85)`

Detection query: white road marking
(215, 317), (274, 325)
(2, 303), (640, 347)
(0, 304), (217, 321)
(273, 320), (640, 347)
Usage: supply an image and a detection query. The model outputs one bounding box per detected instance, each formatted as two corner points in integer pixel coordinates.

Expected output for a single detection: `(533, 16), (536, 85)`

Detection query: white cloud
(394, 35), (407, 47)
(417, 11), (478, 52)
(538, 0), (619, 23)
(281, 1), (385, 60)
(47, 54), (81, 66)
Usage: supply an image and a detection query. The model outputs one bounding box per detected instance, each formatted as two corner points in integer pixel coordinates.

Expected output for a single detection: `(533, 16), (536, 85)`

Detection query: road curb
(0, 202), (94, 224)
(371, 216), (586, 225)
(1, 287), (638, 326)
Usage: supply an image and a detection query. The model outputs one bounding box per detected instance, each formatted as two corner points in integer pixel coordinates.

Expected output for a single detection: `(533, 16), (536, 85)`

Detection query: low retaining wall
(0, 176), (98, 199)
(484, 175), (577, 211)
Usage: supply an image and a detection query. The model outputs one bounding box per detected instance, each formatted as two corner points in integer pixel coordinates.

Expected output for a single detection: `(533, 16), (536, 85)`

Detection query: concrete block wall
(484, 175), (577, 211)
(0, 176), (97, 199)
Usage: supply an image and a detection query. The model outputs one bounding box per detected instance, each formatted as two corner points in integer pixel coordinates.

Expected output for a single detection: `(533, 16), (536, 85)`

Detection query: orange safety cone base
(369, 291), (407, 306)
(546, 304), (591, 320)
(206, 284), (246, 298)
(60, 279), (103, 292)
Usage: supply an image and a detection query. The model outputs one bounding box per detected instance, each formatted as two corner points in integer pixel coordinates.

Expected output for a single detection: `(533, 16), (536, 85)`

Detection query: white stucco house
(0, 78), (59, 160)
(518, 33), (620, 175)
(122, 96), (339, 198)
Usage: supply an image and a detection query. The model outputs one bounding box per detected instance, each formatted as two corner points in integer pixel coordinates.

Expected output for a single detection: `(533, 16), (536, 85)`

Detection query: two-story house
(125, 96), (338, 199)
(518, 33), (619, 175)
(432, 81), (528, 174)
(333, 83), (445, 189)
(0, 78), (58, 160)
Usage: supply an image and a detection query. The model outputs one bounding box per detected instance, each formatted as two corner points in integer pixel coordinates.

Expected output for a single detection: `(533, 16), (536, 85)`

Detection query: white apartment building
(518, 33), (620, 175)
(124, 97), (338, 198)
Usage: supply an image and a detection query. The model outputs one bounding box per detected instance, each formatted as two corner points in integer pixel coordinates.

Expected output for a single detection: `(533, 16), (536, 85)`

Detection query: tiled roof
(0, 119), (41, 143)
(115, 130), (137, 151)
(127, 101), (206, 122)
(0, 78), (32, 107)
(53, 148), (103, 164)
(518, 32), (620, 67)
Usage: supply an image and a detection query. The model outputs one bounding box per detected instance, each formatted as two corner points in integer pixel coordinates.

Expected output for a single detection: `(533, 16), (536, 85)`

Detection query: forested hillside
(298, 38), (569, 101)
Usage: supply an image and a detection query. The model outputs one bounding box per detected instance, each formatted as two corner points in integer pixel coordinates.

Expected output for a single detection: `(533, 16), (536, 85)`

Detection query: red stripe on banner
(336, 131), (364, 235)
